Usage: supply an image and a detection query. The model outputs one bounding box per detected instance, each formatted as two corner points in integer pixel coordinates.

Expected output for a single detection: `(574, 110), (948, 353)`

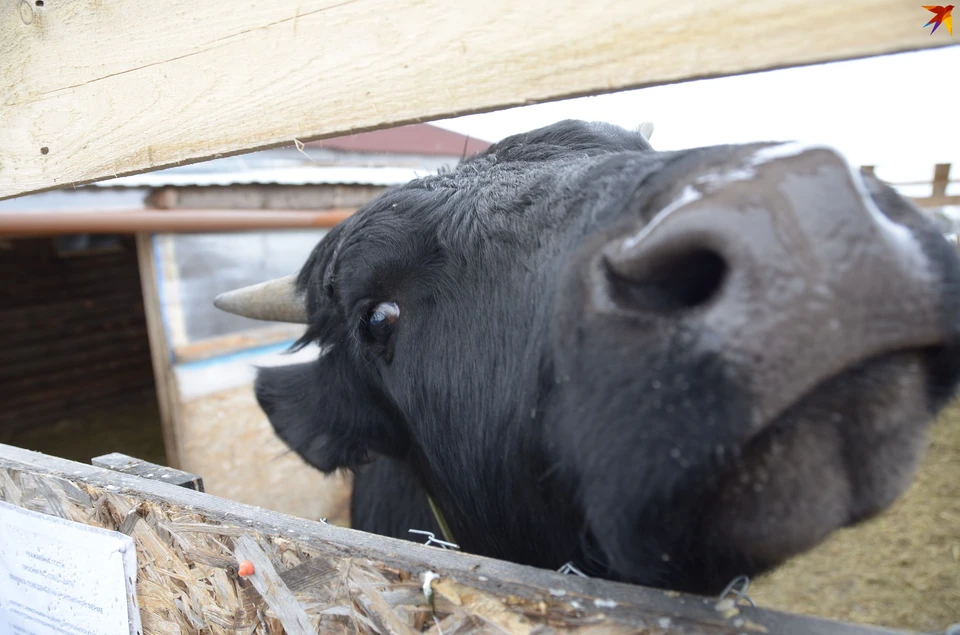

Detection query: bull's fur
(255, 121), (960, 594)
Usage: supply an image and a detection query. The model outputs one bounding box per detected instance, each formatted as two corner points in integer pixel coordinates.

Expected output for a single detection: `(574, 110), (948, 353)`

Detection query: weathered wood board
(0, 443), (909, 634)
(92, 452), (204, 491)
(2, 1), (956, 199)
(135, 232), (185, 469)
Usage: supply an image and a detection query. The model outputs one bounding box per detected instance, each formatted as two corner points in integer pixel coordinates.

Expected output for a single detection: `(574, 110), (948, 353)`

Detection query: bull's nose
(602, 143), (943, 426)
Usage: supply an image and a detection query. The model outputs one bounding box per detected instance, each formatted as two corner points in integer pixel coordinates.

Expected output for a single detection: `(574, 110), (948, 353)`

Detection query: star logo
(923, 5), (954, 35)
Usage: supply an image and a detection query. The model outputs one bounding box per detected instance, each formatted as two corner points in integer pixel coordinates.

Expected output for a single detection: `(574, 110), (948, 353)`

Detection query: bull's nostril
(606, 248), (727, 313)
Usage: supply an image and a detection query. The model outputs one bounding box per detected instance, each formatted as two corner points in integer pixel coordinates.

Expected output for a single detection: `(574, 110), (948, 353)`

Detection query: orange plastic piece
(237, 561), (255, 577)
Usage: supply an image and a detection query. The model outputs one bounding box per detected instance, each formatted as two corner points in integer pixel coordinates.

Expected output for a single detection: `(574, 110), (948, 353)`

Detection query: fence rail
(1, 0), (955, 200)
(0, 444), (909, 634)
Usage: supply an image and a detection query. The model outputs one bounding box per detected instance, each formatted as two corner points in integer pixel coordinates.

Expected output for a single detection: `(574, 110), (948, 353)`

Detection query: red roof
(307, 123), (491, 157)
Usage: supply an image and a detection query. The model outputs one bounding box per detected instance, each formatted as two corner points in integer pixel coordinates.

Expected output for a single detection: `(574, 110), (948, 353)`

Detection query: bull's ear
(255, 354), (408, 473)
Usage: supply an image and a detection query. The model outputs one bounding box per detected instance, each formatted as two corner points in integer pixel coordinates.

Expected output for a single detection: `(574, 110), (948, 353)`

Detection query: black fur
(255, 120), (960, 594)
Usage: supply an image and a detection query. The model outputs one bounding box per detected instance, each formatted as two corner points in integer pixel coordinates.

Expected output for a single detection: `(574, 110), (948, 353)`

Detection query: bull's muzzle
(601, 144), (943, 427)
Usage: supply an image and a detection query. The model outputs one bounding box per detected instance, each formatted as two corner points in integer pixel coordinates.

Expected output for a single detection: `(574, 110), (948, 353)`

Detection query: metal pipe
(0, 209), (355, 236)
(3, 192), (949, 237)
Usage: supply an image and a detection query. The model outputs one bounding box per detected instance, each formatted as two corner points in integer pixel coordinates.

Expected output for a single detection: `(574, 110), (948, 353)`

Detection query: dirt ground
(752, 400), (960, 632)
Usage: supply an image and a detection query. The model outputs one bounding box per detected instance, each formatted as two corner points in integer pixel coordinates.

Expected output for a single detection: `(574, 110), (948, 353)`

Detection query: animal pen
(0, 2), (957, 634)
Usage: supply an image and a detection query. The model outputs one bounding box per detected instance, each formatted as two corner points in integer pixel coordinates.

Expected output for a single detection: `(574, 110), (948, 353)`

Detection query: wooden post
(932, 164), (952, 198)
(135, 233), (184, 469)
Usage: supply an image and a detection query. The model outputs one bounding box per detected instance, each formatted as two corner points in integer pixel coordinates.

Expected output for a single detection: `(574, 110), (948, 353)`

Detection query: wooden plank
(2, 1), (955, 200)
(233, 535), (317, 635)
(0, 443), (908, 635)
(92, 451), (204, 491)
(135, 233), (184, 469)
(911, 195), (960, 208)
(172, 324), (305, 364)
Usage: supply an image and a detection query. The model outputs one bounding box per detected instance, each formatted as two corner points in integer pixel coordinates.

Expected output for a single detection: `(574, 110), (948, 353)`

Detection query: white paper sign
(0, 500), (142, 635)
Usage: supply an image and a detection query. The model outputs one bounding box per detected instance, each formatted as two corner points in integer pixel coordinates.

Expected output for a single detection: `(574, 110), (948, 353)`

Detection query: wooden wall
(0, 236), (157, 438)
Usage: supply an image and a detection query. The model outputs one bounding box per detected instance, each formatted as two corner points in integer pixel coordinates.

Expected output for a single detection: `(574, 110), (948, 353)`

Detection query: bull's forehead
(374, 149), (674, 233)
(321, 142), (805, 308)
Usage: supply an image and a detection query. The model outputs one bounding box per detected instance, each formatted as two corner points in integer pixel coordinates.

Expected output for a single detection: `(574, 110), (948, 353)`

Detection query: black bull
(215, 121), (960, 594)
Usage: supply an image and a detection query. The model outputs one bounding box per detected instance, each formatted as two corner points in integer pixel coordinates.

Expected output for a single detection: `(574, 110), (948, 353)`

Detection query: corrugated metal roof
(92, 165), (430, 188)
(306, 123), (492, 156)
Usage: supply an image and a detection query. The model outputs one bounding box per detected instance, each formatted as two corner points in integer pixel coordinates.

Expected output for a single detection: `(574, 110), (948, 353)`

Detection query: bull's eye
(365, 301), (400, 344)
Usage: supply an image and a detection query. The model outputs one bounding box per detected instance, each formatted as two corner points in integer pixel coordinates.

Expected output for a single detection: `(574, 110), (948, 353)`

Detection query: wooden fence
(0, 445), (911, 634)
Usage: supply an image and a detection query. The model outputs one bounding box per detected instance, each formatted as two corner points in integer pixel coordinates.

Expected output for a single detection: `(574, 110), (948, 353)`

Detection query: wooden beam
(172, 324), (305, 364)
(2, 1), (955, 200)
(0, 444), (906, 634)
(135, 233), (185, 470)
(911, 195), (960, 208)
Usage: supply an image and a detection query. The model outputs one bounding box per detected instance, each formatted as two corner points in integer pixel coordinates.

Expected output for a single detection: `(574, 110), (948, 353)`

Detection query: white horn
(638, 121), (655, 141)
(213, 275), (308, 324)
